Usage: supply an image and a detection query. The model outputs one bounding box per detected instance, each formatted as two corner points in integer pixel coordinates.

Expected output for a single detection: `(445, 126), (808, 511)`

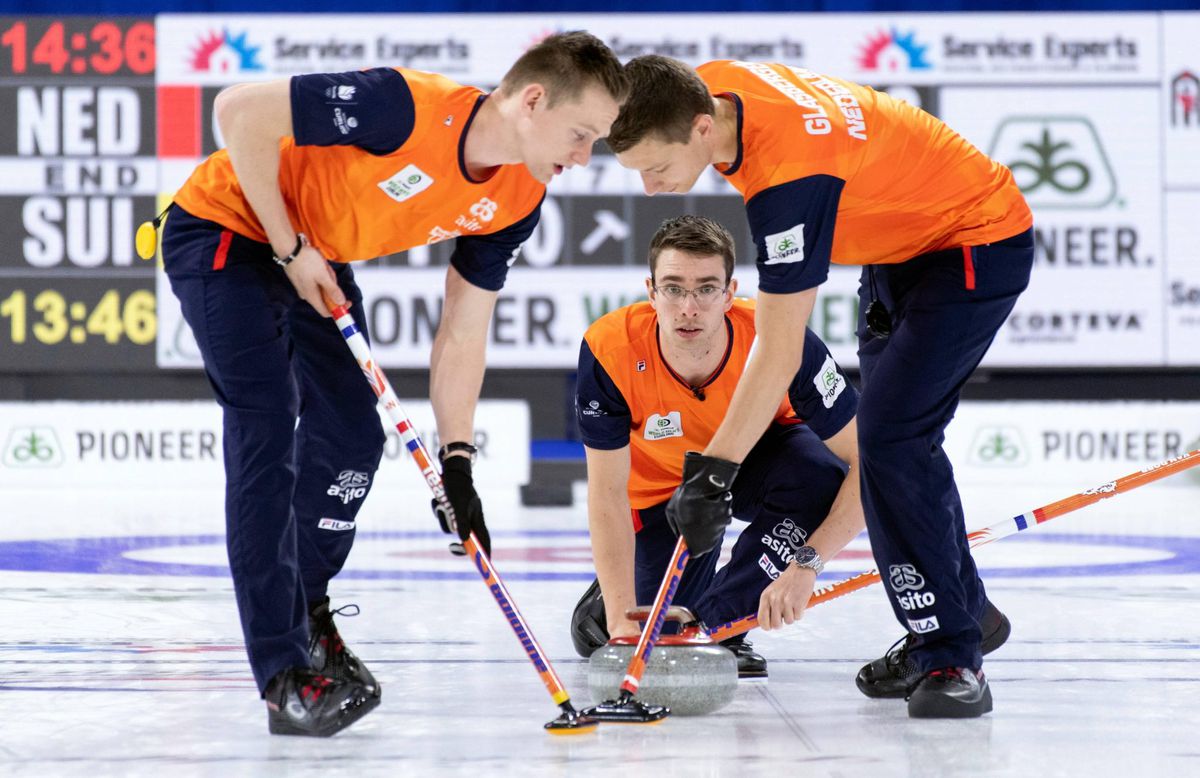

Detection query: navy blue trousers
(634, 424), (847, 629)
(162, 206), (386, 692)
(856, 229), (1034, 673)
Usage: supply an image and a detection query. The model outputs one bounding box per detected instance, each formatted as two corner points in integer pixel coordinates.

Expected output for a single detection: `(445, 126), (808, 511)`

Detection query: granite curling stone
(587, 615), (738, 716)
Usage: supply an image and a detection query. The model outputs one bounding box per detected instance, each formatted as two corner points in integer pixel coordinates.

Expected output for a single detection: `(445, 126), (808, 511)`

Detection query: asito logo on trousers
(888, 563), (925, 592)
(327, 470), (370, 504)
(988, 117), (1117, 209)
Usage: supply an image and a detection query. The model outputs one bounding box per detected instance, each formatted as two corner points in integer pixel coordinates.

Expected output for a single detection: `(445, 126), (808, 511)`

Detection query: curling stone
(587, 606), (737, 716)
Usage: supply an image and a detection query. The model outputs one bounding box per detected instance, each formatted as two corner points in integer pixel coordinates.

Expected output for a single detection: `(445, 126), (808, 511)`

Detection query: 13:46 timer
(0, 287), (155, 345)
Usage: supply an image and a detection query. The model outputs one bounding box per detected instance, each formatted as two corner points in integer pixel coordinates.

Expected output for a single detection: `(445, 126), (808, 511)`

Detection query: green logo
(822, 368), (837, 389)
(967, 426), (1028, 467)
(988, 116), (1117, 209)
(1011, 128), (1090, 194)
(775, 235), (797, 253)
(3, 426), (64, 468)
(407, 174), (421, 185)
(657, 418), (670, 428)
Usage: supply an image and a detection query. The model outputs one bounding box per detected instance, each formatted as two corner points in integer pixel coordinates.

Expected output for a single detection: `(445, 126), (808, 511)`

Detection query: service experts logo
(856, 27), (932, 72)
(189, 28), (265, 73)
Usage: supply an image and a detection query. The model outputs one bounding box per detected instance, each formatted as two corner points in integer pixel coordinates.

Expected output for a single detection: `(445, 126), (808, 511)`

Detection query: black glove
(432, 455), (492, 557)
(666, 452), (740, 558)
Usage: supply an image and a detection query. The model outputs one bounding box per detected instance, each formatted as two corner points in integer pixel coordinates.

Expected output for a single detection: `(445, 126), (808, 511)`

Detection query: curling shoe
(265, 667), (378, 737)
(720, 634), (768, 679)
(856, 601), (1011, 699)
(906, 667), (993, 719)
(309, 598), (381, 699)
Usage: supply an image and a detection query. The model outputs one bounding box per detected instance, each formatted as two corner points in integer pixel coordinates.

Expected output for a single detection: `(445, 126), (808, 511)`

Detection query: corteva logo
(2, 426), (64, 468)
(1171, 71), (1199, 128)
(989, 117), (1117, 209)
(856, 27), (931, 72)
(189, 29), (265, 73)
(968, 425), (1030, 467)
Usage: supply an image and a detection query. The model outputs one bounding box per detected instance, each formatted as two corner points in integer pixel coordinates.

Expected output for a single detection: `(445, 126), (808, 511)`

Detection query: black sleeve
(449, 196), (544, 292)
(575, 340), (633, 450)
(786, 328), (858, 440)
(745, 174), (845, 294)
(290, 68), (416, 155)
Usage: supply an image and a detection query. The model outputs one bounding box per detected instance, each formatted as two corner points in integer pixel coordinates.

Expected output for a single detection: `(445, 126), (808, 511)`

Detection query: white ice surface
(1, 479), (1198, 777)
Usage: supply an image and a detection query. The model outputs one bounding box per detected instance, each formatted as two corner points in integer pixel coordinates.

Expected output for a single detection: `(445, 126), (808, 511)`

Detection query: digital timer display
(0, 19), (154, 76)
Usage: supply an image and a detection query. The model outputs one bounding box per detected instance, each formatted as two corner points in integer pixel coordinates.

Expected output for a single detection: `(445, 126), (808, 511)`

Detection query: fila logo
(318, 518), (356, 531)
(907, 616), (940, 634)
(636, 360), (646, 372)
(888, 563), (926, 592)
(758, 553), (782, 581)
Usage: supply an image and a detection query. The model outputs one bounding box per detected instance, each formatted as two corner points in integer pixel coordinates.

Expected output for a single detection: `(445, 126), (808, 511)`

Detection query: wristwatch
(790, 545), (825, 575)
(438, 441), (478, 464)
(272, 233), (308, 267)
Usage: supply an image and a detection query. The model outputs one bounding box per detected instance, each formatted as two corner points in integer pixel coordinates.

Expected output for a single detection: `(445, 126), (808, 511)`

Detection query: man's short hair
(648, 215), (736, 283)
(608, 56), (713, 153)
(499, 31), (628, 106)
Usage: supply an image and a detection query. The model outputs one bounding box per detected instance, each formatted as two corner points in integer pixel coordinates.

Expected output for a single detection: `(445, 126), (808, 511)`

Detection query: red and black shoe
(265, 667), (378, 737)
(308, 598), (381, 700)
(906, 666), (993, 719)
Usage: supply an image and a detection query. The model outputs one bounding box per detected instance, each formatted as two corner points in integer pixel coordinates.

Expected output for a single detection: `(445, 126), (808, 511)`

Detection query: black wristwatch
(790, 545), (825, 575)
(272, 233), (308, 267)
(438, 441), (478, 464)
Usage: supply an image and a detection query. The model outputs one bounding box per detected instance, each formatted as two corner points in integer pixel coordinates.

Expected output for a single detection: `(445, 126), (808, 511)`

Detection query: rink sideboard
(0, 12), (1197, 374)
(1, 400), (1195, 494)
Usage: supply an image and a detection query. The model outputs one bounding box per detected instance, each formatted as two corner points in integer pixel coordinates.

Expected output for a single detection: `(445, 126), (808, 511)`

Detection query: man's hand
(757, 564), (817, 630)
(608, 616), (642, 639)
(283, 245), (346, 318)
(666, 452), (739, 557)
(434, 455), (492, 557)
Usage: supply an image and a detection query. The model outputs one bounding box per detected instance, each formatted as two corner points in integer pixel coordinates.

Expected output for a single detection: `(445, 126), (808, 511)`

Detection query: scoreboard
(0, 16), (156, 371)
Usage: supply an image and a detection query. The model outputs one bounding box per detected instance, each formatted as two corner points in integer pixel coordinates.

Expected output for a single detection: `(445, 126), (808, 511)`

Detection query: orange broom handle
(710, 449), (1200, 642)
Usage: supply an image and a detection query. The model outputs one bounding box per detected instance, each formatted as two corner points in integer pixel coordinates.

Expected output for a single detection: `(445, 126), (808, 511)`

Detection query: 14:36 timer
(0, 18), (154, 76)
